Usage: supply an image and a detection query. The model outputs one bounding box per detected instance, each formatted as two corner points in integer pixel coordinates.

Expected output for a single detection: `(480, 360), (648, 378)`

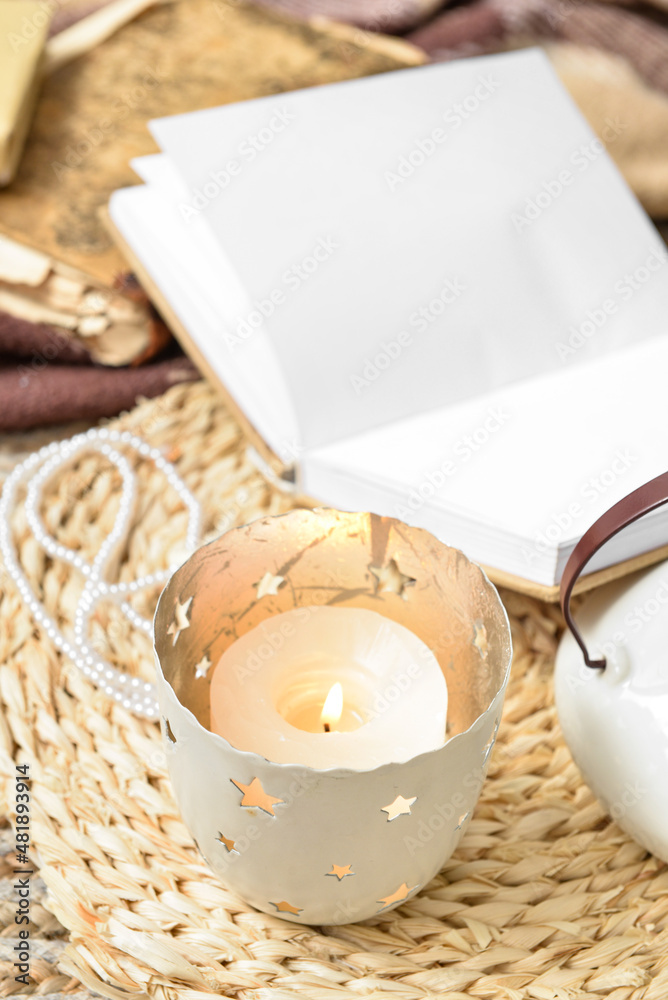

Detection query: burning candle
(321, 682), (342, 732)
(209, 606), (448, 769)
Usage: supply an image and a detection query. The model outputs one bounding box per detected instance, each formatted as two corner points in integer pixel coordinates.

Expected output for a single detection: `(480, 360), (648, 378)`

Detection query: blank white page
(109, 157), (299, 457)
(151, 50), (668, 451)
(302, 335), (668, 584)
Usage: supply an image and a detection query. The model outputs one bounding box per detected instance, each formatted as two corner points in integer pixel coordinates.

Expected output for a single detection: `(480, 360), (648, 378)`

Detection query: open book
(108, 49), (668, 598)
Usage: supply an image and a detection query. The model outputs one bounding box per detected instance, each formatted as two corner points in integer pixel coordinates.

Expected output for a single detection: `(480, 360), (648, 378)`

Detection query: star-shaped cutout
(377, 882), (417, 910)
(326, 864), (354, 881)
(231, 776), (284, 816)
(271, 900), (302, 915)
(163, 718), (176, 744)
(381, 794), (417, 821)
(369, 559), (416, 598)
(194, 654), (212, 679)
(256, 571), (285, 599)
(217, 832), (237, 853)
(167, 597), (192, 646)
(473, 622), (489, 658)
(455, 811), (470, 832)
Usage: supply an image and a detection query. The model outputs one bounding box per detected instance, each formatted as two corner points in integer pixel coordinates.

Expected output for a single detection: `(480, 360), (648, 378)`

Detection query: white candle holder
(154, 509), (512, 925)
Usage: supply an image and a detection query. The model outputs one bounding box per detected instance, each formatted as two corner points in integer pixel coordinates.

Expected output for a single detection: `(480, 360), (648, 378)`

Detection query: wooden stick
(43, 0), (170, 75)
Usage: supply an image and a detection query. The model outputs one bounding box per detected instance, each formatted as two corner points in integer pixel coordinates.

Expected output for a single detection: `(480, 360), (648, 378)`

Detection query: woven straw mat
(0, 380), (667, 1000)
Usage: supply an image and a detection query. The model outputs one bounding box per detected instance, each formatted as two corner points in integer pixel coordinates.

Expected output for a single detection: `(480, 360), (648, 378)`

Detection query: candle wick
(323, 723), (331, 733)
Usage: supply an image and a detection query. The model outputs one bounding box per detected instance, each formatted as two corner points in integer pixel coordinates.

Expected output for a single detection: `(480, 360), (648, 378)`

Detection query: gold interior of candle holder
(154, 509), (511, 742)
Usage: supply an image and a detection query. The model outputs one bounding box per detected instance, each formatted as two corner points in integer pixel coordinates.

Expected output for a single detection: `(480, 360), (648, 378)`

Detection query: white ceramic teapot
(555, 472), (668, 863)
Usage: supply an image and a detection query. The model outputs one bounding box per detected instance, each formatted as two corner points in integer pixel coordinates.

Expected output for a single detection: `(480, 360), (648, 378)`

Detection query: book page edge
(101, 203), (288, 477)
(290, 494), (668, 602)
(483, 542), (668, 603)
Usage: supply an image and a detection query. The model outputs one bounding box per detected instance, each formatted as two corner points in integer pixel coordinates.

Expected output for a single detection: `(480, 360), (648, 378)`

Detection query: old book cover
(0, 0), (423, 287)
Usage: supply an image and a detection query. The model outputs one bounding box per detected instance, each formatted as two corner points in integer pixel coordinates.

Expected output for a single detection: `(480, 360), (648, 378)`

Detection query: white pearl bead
(0, 425), (201, 721)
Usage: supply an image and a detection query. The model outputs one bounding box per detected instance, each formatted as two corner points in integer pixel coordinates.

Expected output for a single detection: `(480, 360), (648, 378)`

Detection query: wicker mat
(0, 380), (667, 1000)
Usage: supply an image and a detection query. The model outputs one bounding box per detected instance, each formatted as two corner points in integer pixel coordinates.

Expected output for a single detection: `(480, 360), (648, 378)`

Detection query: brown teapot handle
(560, 471), (668, 669)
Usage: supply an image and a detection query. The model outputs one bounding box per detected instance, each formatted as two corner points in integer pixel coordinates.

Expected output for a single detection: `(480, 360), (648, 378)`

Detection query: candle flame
(321, 682), (343, 730)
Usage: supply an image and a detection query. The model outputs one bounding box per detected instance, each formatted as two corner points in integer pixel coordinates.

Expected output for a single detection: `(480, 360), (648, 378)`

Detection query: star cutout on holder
(217, 832), (237, 853)
(194, 654), (212, 679)
(326, 864), (354, 881)
(256, 571), (285, 599)
(473, 622), (489, 658)
(381, 794), (417, 821)
(162, 718), (176, 744)
(455, 812), (470, 832)
(167, 597), (192, 646)
(377, 882), (416, 911)
(231, 777), (284, 816)
(271, 900), (303, 915)
(369, 559), (416, 598)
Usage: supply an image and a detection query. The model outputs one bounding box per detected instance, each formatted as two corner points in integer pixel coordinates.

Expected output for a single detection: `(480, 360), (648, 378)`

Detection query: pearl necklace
(0, 427), (202, 719)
